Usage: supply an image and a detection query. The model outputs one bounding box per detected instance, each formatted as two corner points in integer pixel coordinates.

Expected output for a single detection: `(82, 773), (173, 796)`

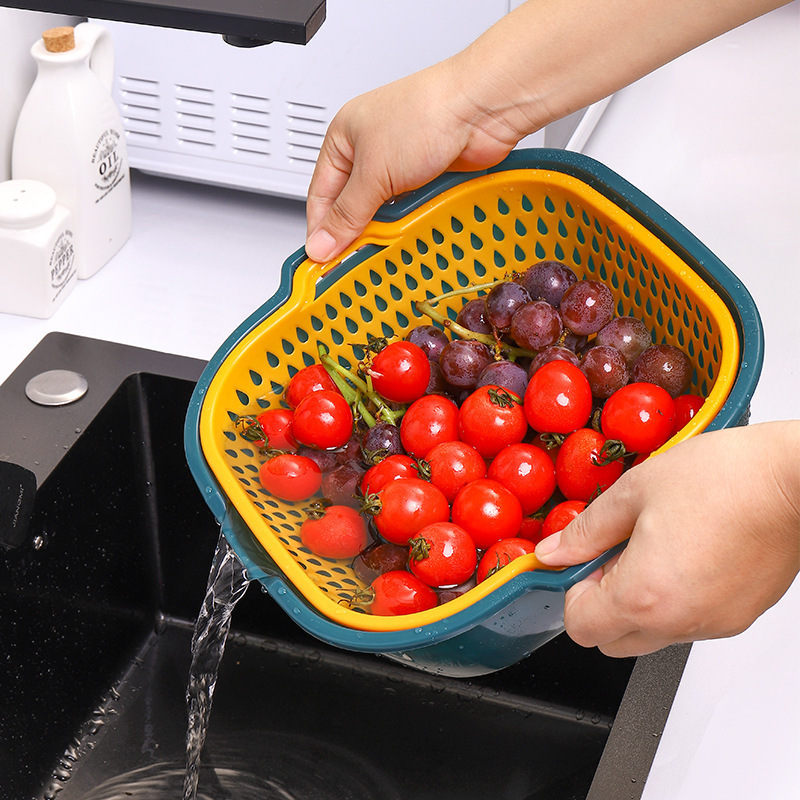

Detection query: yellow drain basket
(185, 149), (761, 676)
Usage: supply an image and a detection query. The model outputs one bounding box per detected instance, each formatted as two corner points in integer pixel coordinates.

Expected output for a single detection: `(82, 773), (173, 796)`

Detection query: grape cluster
(419, 260), (692, 402)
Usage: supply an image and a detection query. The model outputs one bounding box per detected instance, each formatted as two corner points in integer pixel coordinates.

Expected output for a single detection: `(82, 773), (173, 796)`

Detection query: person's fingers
(535, 475), (640, 567)
(559, 554), (642, 649)
(305, 140), (354, 238)
(305, 150), (396, 263)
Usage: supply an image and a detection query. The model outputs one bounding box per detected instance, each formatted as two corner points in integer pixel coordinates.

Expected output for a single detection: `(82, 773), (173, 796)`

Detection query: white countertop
(1, 3), (798, 798)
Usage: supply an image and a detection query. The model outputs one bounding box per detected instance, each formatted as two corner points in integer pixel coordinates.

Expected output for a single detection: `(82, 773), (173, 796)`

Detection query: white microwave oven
(102, 1), (610, 200)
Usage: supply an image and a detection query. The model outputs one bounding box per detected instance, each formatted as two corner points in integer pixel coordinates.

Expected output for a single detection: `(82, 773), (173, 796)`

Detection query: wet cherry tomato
(360, 454), (419, 496)
(367, 478), (450, 546)
(458, 385), (528, 458)
(476, 537), (537, 583)
(368, 570), (439, 616)
(524, 360), (593, 434)
(672, 393), (705, 435)
(258, 453), (322, 501)
(487, 442), (557, 515)
(292, 389), (354, 450)
(368, 341), (431, 404)
(254, 408), (297, 451)
(285, 363), (341, 409)
(300, 504), (370, 559)
(518, 515), (546, 545)
(400, 394), (460, 459)
(601, 382), (676, 453)
(408, 522), (478, 588)
(541, 499), (587, 538)
(424, 440), (486, 502)
(555, 428), (625, 502)
(451, 478), (523, 550)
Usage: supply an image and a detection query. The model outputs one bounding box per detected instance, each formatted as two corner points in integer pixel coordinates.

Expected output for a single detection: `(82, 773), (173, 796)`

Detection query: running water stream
(182, 533), (251, 800)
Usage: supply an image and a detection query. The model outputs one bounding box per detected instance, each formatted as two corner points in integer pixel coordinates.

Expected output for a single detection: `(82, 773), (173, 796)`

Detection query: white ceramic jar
(0, 179), (77, 318)
(12, 23), (131, 279)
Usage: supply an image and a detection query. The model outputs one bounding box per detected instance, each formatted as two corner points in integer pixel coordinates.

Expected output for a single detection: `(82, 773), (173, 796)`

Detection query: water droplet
(576, 709), (585, 720)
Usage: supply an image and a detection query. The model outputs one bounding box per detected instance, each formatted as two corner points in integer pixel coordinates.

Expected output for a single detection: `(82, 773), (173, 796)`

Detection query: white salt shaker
(0, 178), (77, 318)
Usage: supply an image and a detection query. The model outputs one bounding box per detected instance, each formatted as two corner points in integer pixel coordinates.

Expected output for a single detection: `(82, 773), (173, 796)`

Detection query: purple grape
(335, 431), (365, 465)
(595, 316), (652, 367)
(559, 279), (615, 335)
(456, 298), (493, 334)
(439, 339), (494, 388)
(484, 281), (531, 331)
(475, 359), (529, 399)
(528, 346), (580, 377)
(580, 345), (630, 399)
(297, 446), (339, 473)
(518, 260), (578, 306)
(361, 422), (404, 464)
(322, 462), (366, 506)
(561, 330), (590, 354)
(406, 324), (449, 362)
(509, 300), (563, 350)
(632, 344), (692, 397)
(425, 360), (448, 394)
(352, 542), (408, 584)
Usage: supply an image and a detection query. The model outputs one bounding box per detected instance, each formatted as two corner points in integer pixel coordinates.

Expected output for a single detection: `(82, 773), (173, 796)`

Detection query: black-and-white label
(50, 229), (76, 300)
(92, 128), (126, 202)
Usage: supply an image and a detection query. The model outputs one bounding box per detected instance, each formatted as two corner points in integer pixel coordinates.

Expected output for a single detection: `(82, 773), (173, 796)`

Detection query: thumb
(535, 486), (638, 567)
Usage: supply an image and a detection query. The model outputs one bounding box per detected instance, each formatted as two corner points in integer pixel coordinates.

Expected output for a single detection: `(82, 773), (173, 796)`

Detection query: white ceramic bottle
(12, 22), (131, 279)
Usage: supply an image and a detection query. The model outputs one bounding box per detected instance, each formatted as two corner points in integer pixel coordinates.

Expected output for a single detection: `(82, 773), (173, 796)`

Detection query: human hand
(534, 421), (800, 657)
(304, 56), (534, 263)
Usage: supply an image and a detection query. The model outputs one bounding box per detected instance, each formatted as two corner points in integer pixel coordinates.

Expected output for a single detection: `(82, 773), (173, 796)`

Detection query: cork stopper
(42, 27), (75, 53)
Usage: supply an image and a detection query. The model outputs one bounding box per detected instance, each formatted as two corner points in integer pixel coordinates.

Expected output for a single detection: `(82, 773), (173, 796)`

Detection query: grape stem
(317, 344), (403, 427)
(414, 280), (539, 361)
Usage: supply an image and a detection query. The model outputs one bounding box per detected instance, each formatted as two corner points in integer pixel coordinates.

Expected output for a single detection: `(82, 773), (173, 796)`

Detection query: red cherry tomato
(254, 408), (297, 451)
(408, 522), (478, 588)
(601, 382), (676, 453)
(292, 389), (354, 450)
(400, 394), (460, 459)
(529, 431), (562, 465)
(524, 360), (593, 434)
(360, 454), (419, 496)
(458, 385), (528, 458)
(368, 478), (450, 546)
(541, 499), (587, 538)
(300, 505), (370, 559)
(476, 537), (537, 583)
(424, 440), (487, 503)
(368, 341), (431, 404)
(672, 393), (705, 434)
(258, 453), (322, 501)
(487, 442), (557, 515)
(518, 515), (546, 545)
(285, 363), (341, 409)
(555, 428), (625, 502)
(451, 478), (523, 550)
(368, 570), (439, 616)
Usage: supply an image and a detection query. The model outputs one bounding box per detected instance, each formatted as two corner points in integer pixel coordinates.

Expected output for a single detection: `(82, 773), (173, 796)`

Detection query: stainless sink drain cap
(25, 369), (88, 406)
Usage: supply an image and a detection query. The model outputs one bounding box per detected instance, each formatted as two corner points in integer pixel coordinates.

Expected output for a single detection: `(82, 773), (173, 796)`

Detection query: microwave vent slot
(119, 75), (162, 145)
(231, 93), (272, 162)
(286, 101), (327, 166)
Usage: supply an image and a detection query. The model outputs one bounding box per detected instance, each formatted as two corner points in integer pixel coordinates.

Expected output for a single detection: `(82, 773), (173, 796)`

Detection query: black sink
(0, 333), (689, 800)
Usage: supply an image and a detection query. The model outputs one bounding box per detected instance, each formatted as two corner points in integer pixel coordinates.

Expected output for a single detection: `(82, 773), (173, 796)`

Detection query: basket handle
(561, 540), (628, 589)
